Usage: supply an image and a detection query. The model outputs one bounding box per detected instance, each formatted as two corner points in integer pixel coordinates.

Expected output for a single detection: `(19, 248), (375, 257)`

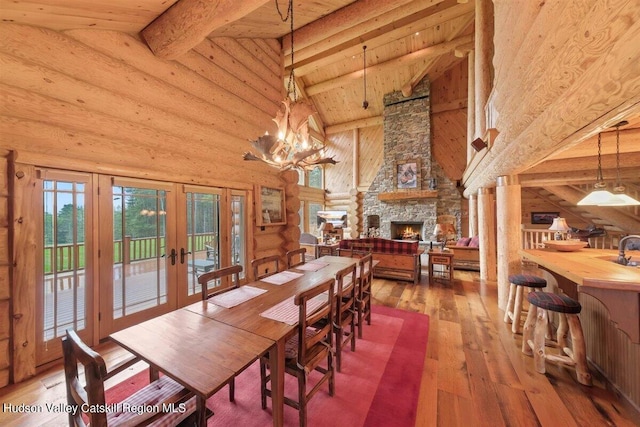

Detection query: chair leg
(298, 370), (307, 427)
(511, 286), (524, 334)
(504, 283), (516, 324)
(259, 359), (268, 409)
(350, 316), (356, 352)
(557, 313), (569, 350)
(357, 301), (364, 339)
(328, 351), (335, 396)
(335, 325), (343, 372)
(567, 314), (592, 386)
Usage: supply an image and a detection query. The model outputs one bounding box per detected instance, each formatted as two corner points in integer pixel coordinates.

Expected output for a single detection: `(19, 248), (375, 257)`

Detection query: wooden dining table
(110, 308), (274, 426)
(184, 255), (358, 427)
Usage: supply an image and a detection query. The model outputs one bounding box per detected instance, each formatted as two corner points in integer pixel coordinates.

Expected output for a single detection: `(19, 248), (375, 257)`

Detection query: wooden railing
(521, 227), (623, 250)
(44, 233), (215, 274)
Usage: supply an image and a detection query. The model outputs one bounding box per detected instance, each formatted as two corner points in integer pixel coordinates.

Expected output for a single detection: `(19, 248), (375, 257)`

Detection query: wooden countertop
(521, 248), (640, 343)
(521, 248), (640, 292)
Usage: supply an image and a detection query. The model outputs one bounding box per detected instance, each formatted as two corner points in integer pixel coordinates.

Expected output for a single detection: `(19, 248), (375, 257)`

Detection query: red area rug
(106, 305), (429, 426)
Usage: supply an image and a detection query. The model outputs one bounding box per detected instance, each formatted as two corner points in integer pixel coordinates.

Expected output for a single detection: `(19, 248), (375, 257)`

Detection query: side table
(316, 242), (339, 257)
(428, 250), (454, 284)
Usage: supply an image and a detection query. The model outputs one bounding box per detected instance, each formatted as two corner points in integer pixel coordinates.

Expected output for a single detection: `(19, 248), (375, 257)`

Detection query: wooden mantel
(377, 190), (438, 202)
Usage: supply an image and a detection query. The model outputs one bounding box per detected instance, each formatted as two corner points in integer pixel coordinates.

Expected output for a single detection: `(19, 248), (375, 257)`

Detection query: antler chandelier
(244, 0), (336, 171)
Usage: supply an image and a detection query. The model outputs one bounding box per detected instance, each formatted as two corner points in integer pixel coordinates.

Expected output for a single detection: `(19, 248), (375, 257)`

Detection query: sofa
(446, 236), (480, 271)
(338, 238), (424, 284)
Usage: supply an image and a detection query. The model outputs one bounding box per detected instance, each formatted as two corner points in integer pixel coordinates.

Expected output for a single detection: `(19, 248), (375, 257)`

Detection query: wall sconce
(471, 137), (488, 152)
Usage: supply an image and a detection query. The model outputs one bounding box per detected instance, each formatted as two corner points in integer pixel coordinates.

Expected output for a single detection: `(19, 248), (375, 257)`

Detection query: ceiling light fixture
(243, 0), (336, 171)
(597, 120), (640, 206)
(577, 132), (616, 206)
(362, 45), (369, 110)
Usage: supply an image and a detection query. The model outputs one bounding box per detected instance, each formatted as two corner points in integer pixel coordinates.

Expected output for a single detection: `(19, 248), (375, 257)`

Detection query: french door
(36, 171), (249, 363)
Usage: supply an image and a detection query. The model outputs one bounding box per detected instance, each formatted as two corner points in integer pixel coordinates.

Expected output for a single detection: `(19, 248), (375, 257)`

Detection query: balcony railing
(44, 233), (216, 274)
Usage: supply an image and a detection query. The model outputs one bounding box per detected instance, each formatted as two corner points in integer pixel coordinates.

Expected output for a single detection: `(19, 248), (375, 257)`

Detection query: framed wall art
(531, 212), (560, 225)
(256, 186), (286, 226)
(394, 158), (421, 190)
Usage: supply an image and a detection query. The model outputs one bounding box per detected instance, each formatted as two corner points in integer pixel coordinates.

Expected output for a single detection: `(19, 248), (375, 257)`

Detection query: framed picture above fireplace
(394, 158), (421, 190)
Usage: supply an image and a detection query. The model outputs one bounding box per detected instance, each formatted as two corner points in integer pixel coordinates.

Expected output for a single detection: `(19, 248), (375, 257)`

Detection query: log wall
(0, 23), (292, 385)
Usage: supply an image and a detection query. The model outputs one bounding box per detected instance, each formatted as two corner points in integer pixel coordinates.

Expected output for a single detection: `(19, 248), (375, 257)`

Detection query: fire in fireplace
(390, 221), (424, 241)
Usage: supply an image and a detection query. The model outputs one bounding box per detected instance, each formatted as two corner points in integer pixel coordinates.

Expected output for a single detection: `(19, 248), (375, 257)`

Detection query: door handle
(169, 248), (177, 265)
(180, 248), (191, 264)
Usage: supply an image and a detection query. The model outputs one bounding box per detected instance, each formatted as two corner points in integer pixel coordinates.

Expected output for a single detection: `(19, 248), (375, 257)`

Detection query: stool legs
(511, 286), (525, 334)
(523, 307), (592, 386)
(504, 283), (516, 324)
(566, 315), (592, 386)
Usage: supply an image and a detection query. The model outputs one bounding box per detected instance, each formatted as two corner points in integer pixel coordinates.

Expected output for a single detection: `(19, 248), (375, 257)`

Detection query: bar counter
(521, 247), (640, 409)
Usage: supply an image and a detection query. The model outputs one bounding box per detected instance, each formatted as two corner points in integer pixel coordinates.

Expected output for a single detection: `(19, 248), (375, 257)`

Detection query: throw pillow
(456, 237), (471, 247)
(468, 236), (480, 248)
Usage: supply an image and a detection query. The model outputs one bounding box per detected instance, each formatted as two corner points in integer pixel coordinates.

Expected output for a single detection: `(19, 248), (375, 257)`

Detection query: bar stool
(504, 274), (547, 334)
(522, 292), (592, 386)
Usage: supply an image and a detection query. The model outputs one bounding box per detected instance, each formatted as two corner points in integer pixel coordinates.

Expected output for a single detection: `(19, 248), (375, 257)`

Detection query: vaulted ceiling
(1, 0), (639, 205)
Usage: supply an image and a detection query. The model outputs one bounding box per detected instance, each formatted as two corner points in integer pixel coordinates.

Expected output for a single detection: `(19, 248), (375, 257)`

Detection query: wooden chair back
(63, 329), (194, 427)
(63, 329), (109, 427)
(251, 255), (280, 280)
(286, 248), (307, 269)
(358, 253), (374, 294)
(198, 265), (243, 301)
(295, 277), (335, 365)
(342, 241), (373, 258)
(333, 263), (357, 371)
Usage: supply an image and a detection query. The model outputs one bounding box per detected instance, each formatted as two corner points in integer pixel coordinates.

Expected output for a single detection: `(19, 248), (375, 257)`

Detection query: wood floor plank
(437, 319), (471, 399)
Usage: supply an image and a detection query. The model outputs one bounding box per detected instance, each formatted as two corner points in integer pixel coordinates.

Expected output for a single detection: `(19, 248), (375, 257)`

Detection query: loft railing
(44, 233), (216, 274)
(521, 227), (622, 250)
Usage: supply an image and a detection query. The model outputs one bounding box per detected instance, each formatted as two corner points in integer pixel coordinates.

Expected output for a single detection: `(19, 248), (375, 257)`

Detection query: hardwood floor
(1, 268), (639, 426)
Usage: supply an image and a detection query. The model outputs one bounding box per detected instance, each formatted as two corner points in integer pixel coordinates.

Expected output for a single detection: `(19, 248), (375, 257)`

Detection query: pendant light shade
(596, 120), (640, 206)
(577, 132), (615, 205)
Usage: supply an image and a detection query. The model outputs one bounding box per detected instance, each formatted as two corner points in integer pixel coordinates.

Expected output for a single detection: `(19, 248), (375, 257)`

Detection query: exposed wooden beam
(290, 1), (474, 76)
(519, 168), (640, 187)
(292, 77), (326, 138)
(306, 35), (473, 96)
(325, 116), (383, 134)
(525, 152), (640, 175)
(141, 0), (269, 59)
(454, 41), (475, 57)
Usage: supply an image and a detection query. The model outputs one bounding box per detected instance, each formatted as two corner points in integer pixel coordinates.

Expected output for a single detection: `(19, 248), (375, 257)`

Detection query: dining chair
(251, 254), (281, 280)
(198, 265), (243, 401)
(199, 264), (243, 301)
(342, 241), (373, 258)
(62, 329), (196, 427)
(333, 263), (357, 372)
(286, 248), (307, 269)
(356, 253), (374, 339)
(259, 277), (335, 427)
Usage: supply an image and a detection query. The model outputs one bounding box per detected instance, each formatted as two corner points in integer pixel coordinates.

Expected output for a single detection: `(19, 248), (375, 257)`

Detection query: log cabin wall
(0, 23), (294, 385)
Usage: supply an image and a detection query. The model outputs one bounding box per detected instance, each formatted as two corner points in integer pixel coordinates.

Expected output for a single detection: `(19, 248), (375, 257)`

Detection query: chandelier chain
(362, 45), (368, 109)
(615, 125), (621, 185)
(276, 0), (296, 101)
(597, 132), (603, 181)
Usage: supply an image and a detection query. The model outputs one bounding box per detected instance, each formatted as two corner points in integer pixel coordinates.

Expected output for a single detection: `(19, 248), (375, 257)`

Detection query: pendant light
(577, 132), (615, 205)
(597, 120), (640, 206)
(243, 0), (336, 170)
(362, 45), (369, 110)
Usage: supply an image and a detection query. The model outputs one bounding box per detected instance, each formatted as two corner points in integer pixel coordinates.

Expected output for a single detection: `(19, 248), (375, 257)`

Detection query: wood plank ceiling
(1, 0), (638, 189)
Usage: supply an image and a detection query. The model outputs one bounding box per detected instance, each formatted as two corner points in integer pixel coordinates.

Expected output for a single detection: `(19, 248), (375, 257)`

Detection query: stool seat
(527, 292), (581, 314)
(504, 274), (547, 334)
(508, 274), (547, 288)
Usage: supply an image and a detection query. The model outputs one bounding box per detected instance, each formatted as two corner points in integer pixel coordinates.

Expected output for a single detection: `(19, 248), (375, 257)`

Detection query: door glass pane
(112, 186), (167, 318)
(185, 192), (220, 296)
(308, 203), (323, 236)
(42, 180), (86, 342)
(309, 167), (323, 188)
(298, 201), (305, 233)
(231, 194), (246, 279)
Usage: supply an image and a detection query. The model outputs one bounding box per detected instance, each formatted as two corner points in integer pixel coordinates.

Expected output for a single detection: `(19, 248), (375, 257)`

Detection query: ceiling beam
(519, 167), (639, 187)
(283, 0), (447, 55)
(525, 152), (640, 175)
(306, 35), (473, 96)
(325, 116), (383, 134)
(290, 0), (474, 76)
(141, 0), (269, 59)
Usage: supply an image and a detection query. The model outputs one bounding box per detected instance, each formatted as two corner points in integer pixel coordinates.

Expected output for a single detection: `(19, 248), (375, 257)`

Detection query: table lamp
(548, 217), (570, 240)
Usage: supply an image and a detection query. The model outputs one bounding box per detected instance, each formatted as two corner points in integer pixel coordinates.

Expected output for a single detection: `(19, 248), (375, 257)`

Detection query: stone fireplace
(363, 78), (461, 240)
